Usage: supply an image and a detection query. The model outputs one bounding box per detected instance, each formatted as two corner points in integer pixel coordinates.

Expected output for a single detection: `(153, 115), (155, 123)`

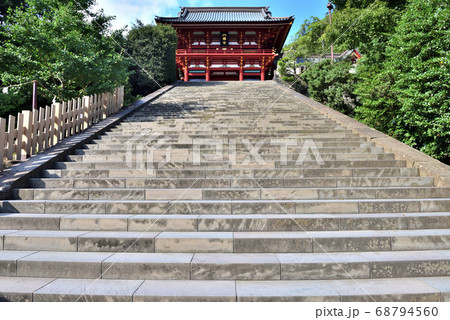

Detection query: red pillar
(184, 68), (189, 82)
(206, 68), (210, 82)
(239, 69), (244, 81)
(260, 68), (265, 81)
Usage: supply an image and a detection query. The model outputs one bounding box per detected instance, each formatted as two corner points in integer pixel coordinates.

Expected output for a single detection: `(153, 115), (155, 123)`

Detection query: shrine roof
(155, 7), (294, 24)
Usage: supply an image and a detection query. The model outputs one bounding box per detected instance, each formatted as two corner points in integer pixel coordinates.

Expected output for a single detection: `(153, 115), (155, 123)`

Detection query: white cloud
(94, 0), (181, 30)
(187, 0), (213, 6)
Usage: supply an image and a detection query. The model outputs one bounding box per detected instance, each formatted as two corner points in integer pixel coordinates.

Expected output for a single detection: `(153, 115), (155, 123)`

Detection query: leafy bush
(302, 60), (357, 116)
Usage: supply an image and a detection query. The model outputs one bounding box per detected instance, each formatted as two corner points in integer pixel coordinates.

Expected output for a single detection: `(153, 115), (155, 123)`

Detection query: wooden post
(119, 87), (124, 109)
(206, 68), (210, 82)
(76, 98), (82, 133)
(16, 113), (24, 160)
(6, 115), (15, 160)
(31, 108), (38, 155)
(37, 107), (45, 152)
(261, 68), (265, 81)
(69, 99), (75, 136)
(53, 103), (62, 145)
(22, 110), (32, 159)
(82, 96), (90, 130)
(0, 118), (6, 169)
(32, 80), (38, 110)
(239, 69), (244, 81)
(102, 93), (107, 120)
(184, 68), (189, 82)
(44, 105), (52, 149)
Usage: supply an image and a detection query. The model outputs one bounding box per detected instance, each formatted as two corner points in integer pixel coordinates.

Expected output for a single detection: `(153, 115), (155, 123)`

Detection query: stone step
(90, 137), (369, 146)
(54, 159), (408, 170)
(92, 134), (362, 143)
(1, 213), (448, 232)
(40, 167), (419, 179)
(1, 229), (450, 253)
(13, 186), (450, 201)
(85, 141), (372, 150)
(92, 131), (357, 140)
(0, 275), (449, 301)
(74, 147), (384, 156)
(65, 153), (396, 163)
(66, 154), (394, 164)
(28, 176), (434, 189)
(101, 128), (351, 135)
(1, 250), (449, 281)
(105, 129), (346, 135)
(2, 198), (449, 214)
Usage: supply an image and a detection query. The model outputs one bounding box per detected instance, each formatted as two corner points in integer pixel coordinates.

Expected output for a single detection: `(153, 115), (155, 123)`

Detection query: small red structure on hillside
(155, 7), (294, 81)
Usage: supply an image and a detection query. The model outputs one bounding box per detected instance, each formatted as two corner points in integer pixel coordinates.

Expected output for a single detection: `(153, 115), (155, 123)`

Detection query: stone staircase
(0, 81), (449, 302)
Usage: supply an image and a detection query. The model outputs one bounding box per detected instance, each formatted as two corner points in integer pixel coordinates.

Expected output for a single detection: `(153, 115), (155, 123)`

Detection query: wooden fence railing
(0, 86), (124, 169)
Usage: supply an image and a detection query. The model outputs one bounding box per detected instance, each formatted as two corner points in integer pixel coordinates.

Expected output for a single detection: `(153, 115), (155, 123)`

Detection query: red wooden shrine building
(155, 7), (294, 81)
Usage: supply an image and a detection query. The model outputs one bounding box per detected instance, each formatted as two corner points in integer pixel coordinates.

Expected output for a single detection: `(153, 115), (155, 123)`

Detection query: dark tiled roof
(155, 7), (294, 23)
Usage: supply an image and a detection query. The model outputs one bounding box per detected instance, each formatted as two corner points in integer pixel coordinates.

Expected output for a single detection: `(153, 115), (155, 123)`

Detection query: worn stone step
(2, 230), (160, 252)
(1, 212), (448, 232)
(235, 278), (446, 302)
(85, 142), (373, 152)
(27, 176), (434, 189)
(88, 139), (370, 149)
(92, 130), (356, 139)
(1, 198), (448, 214)
(54, 160), (406, 170)
(197, 213), (450, 231)
(102, 131), (352, 138)
(74, 147), (383, 156)
(0, 276), (448, 301)
(3, 198), (449, 214)
(65, 152), (395, 163)
(39, 167), (419, 180)
(13, 186), (450, 201)
(232, 229), (450, 253)
(2, 229), (450, 253)
(2, 250), (449, 281)
(54, 159), (408, 170)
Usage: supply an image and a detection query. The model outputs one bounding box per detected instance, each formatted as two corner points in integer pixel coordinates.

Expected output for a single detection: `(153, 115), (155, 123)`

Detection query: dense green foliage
(356, 0), (449, 162)
(279, 0), (449, 163)
(0, 0), (129, 118)
(0, 1), (178, 118)
(302, 60), (356, 115)
(124, 21), (177, 98)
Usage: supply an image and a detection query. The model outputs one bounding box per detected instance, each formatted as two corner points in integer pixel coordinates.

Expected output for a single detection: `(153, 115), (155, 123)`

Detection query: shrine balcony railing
(177, 48), (276, 55)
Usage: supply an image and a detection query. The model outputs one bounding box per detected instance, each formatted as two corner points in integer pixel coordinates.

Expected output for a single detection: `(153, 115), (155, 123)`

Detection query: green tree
(332, 0), (407, 10)
(286, 16), (329, 58)
(0, 0), (129, 117)
(355, 0), (449, 163)
(0, 0), (23, 23)
(125, 21), (177, 97)
(323, 1), (400, 54)
(386, 0), (449, 162)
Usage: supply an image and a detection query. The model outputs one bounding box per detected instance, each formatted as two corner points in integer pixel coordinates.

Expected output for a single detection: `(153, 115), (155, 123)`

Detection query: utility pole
(32, 80), (38, 110)
(327, 3), (334, 63)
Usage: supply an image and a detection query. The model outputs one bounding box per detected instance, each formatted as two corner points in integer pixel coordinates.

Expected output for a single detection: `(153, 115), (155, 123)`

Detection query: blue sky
(95, 0), (331, 43)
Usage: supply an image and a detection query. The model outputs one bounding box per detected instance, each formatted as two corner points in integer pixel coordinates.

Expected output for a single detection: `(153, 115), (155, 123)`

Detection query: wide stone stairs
(0, 82), (449, 301)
